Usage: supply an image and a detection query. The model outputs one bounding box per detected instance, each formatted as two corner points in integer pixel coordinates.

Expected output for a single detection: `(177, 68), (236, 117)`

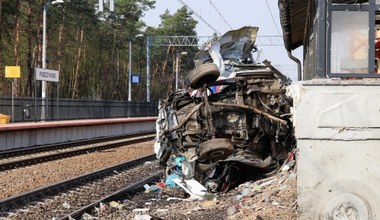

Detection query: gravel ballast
(0, 141), (154, 200)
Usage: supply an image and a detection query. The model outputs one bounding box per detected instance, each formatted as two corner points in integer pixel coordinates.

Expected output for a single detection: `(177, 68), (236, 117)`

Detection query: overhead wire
(208, 0), (233, 30)
(177, 0), (221, 35)
(264, 0), (282, 35)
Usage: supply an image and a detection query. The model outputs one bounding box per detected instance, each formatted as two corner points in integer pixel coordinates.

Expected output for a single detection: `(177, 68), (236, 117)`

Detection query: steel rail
(0, 131), (154, 159)
(60, 172), (162, 220)
(0, 133), (155, 171)
(0, 154), (157, 212)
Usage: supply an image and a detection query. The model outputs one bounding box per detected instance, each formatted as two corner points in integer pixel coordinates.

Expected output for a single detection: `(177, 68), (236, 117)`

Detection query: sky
(142, 0), (302, 81)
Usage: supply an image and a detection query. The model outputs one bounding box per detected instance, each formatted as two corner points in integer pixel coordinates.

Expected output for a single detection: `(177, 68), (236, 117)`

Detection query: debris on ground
(94, 162), (297, 219)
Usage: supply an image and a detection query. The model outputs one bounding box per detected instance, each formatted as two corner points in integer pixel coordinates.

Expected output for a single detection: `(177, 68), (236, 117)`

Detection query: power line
(264, 0), (282, 35)
(177, 0), (221, 35)
(208, 0), (232, 30)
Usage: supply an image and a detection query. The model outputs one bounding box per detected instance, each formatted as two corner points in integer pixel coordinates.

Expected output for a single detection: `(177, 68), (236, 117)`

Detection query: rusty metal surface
(154, 27), (295, 193)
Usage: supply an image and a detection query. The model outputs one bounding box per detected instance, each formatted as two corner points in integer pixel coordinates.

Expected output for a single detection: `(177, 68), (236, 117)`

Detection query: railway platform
(0, 117), (157, 150)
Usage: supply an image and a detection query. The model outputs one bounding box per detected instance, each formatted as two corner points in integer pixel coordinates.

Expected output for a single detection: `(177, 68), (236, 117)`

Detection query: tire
(198, 138), (234, 161)
(188, 63), (220, 89)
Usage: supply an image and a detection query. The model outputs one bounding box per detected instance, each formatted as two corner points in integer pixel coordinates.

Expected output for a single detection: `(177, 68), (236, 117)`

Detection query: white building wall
(290, 79), (380, 219)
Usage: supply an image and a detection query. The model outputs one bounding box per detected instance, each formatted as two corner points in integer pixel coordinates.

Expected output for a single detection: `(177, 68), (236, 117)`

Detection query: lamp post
(146, 36), (150, 102)
(175, 51), (188, 91)
(128, 34), (144, 102)
(41, 0), (64, 121)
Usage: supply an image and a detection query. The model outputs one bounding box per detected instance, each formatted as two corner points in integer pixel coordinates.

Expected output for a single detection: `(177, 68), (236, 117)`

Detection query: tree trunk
(71, 26), (84, 98)
(170, 51), (175, 92)
(36, 3), (43, 69)
(111, 30), (116, 98)
(161, 46), (172, 76)
(27, 0), (33, 96)
(13, 0), (21, 96)
(69, 27), (79, 96)
(56, 10), (65, 98)
(57, 11), (65, 74)
(32, 1), (43, 100)
(0, 0), (3, 95)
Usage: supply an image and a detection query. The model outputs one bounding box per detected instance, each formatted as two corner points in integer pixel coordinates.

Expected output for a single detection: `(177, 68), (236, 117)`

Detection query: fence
(0, 97), (158, 123)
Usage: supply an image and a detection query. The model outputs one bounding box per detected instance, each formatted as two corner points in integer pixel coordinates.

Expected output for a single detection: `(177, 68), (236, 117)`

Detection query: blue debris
(165, 173), (180, 187)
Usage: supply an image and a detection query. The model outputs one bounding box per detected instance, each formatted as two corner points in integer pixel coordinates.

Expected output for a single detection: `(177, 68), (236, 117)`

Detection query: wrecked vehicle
(154, 26), (295, 193)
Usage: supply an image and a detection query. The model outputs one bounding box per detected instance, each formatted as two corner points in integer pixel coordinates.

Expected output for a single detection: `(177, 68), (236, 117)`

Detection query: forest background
(0, 0), (200, 102)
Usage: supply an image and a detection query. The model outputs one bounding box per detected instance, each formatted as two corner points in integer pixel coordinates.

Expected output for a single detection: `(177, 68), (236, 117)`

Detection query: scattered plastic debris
(156, 182), (165, 188)
(109, 201), (124, 210)
(279, 184), (288, 191)
(234, 187), (250, 201)
(172, 178), (208, 200)
(256, 177), (278, 188)
(134, 214), (152, 220)
(81, 213), (94, 220)
(165, 173), (180, 187)
(99, 202), (108, 212)
(226, 206), (238, 216)
(166, 197), (184, 201)
(192, 206), (202, 212)
(143, 184), (161, 192)
(263, 195), (272, 203)
(200, 200), (218, 208)
(62, 201), (70, 209)
(132, 208), (150, 213)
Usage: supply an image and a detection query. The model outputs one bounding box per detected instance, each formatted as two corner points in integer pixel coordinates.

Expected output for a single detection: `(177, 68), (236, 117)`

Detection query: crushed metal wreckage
(154, 26), (295, 194)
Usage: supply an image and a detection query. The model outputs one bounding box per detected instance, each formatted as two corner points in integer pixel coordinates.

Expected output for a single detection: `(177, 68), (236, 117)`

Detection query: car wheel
(198, 138), (234, 160)
(188, 63), (220, 89)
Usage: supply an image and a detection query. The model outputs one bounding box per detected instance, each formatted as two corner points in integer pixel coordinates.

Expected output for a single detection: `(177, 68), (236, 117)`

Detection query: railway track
(0, 132), (155, 171)
(0, 154), (162, 219)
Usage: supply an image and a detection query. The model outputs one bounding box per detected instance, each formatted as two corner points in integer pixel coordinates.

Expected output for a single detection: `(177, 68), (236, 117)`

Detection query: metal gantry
(145, 35), (283, 102)
(147, 35), (283, 47)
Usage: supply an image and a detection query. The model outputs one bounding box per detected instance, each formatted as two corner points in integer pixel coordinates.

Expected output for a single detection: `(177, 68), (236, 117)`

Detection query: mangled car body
(154, 26), (295, 193)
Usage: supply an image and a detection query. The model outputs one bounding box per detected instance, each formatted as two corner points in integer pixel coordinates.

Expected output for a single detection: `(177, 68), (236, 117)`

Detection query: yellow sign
(5, 66), (21, 78)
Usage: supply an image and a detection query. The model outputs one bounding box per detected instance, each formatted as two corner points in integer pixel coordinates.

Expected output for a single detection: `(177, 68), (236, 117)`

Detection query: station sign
(132, 74), (140, 84)
(5, 66), (21, 78)
(35, 68), (59, 82)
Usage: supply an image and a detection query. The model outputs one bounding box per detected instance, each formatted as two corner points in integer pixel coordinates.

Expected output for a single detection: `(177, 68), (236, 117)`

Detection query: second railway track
(0, 132), (155, 171)
(0, 154), (162, 219)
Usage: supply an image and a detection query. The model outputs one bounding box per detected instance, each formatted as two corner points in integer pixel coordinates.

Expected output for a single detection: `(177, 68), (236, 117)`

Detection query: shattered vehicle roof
(155, 26), (295, 196)
(195, 26), (259, 66)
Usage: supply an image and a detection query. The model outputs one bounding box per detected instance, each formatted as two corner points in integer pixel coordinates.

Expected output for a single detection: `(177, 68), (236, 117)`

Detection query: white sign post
(35, 68), (60, 121)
